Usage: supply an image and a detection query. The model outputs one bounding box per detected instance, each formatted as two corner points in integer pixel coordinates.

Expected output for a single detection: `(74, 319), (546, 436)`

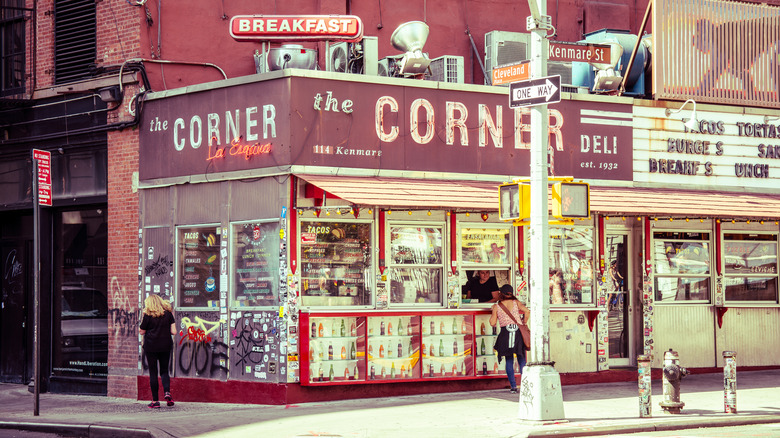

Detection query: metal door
(1, 241), (30, 383)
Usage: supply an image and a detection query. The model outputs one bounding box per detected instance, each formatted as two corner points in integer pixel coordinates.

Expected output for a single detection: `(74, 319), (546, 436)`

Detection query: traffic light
(498, 182), (530, 221)
(552, 182), (590, 219)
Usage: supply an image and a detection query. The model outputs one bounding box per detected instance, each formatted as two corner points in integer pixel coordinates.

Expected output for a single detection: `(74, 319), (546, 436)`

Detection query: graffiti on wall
(229, 311), (285, 382)
(174, 311), (228, 380)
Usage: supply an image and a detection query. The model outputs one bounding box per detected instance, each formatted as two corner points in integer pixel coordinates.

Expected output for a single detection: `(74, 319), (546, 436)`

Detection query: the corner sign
(509, 75), (561, 108)
(230, 15), (363, 42)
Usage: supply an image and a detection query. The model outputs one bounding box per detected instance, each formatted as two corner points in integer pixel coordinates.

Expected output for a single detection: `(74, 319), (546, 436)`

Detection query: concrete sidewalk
(1, 369), (779, 438)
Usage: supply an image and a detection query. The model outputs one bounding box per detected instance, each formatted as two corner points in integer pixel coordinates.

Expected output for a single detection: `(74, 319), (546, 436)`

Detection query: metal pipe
(465, 28), (490, 85)
(619, 0), (652, 95)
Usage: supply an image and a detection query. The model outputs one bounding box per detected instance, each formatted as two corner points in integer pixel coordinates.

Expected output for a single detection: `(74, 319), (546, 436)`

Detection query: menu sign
(179, 226), (221, 308)
(460, 228), (510, 264)
(233, 222), (280, 307)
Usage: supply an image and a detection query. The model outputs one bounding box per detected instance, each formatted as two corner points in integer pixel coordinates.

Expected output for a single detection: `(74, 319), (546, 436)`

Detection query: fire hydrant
(659, 349), (689, 414)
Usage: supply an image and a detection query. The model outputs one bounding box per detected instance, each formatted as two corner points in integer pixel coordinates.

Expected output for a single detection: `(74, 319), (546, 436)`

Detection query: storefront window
(723, 233), (778, 302)
(177, 225), (222, 308)
(232, 221), (280, 307)
(548, 226), (594, 305)
(653, 231), (711, 302)
(389, 226), (443, 305)
(300, 221), (372, 307)
(460, 227), (511, 303)
(53, 208), (108, 379)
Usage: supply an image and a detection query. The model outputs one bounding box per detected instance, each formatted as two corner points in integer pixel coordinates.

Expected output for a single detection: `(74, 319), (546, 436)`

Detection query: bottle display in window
(307, 316), (365, 384)
(300, 222), (371, 306)
(421, 315), (473, 379)
(474, 313), (503, 376)
(366, 315), (420, 380)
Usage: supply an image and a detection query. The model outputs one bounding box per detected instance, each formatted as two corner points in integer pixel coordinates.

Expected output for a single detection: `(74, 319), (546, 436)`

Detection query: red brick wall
(106, 116), (140, 399)
(97, 0), (143, 399)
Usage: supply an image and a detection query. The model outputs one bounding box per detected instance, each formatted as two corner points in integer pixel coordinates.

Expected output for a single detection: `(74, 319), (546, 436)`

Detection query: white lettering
(376, 96), (399, 142)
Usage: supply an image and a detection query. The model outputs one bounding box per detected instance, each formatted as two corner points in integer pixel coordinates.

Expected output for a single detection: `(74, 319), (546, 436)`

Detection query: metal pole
(637, 354), (652, 417)
(518, 0), (564, 421)
(32, 157), (41, 416)
(723, 351), (737, 413)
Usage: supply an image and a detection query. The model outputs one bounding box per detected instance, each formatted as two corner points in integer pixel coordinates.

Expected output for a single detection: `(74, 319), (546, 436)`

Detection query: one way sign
(509, 75), (561, 108)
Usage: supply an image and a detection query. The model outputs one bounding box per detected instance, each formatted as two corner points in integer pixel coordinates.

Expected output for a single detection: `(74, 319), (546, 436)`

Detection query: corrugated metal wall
(550, 311), (599, 373)
(229, 177), (285, 221)
(716, 307), (780, 367)
(652, 305), (715, 368)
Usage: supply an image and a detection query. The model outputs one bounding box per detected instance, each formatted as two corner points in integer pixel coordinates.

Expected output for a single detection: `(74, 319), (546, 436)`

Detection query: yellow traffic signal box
(498, 182), (531, 221)
(552, 182), (590, 219)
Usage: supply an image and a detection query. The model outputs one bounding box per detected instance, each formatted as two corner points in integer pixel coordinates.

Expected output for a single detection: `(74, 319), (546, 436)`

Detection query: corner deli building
(135, 10), (780, 403)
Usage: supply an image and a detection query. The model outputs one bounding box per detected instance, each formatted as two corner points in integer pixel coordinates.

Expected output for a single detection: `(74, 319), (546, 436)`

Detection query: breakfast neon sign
(230, 15), (363, 42)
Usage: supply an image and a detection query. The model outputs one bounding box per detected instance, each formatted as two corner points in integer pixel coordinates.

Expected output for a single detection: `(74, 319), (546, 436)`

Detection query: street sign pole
(32, 157), (41, 416)
(519, 0), (565, 421)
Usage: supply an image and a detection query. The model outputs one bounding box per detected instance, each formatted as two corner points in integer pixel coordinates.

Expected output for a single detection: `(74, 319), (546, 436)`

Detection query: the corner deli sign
(230, 15), (363, 41)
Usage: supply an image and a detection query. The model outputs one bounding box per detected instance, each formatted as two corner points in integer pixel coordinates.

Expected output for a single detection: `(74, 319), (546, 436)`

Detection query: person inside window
(465, 270), (500, 303)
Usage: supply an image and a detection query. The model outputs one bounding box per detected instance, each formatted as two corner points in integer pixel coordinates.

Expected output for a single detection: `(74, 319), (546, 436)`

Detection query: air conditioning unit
(548, 60), (573, 86)
(426, 55), (464, 83)
(484, 31), (529, 85)
(377, 55), (404, 78)
(484, 30), (574, 86)
(326, 36), (379, 75)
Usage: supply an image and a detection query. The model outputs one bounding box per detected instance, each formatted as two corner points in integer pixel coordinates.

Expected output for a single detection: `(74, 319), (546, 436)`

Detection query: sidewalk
(1, 369), (779, 438)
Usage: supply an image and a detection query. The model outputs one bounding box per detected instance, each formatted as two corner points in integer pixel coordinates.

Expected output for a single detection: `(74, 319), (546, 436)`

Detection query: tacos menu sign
(138, 75), (633, 182)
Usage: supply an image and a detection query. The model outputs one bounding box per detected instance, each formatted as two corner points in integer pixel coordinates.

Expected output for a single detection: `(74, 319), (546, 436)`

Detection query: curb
(0, 420), (152, 438)
(526, 414), (780, 437)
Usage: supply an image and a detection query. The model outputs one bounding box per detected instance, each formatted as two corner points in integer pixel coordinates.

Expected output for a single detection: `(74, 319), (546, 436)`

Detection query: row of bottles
(369, 318), (413, 336)
(311, 319), (357, 338)
(368, 340), (415, 359)
(312, 363), (361, 382)
(425, 361), (467, 377)
(310, 340), (358, 361)
(421, 339), (461, 357)
(423, 318), (469, 335)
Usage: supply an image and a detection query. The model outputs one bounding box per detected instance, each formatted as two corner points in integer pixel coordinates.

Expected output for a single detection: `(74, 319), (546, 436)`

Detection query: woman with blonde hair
(139, 294), (176, 408)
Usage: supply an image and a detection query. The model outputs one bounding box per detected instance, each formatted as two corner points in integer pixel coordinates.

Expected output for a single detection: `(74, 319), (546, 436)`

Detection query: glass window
(389, 226), (444, 305)
(53, 207), (108, 379)
(460, 227), (510, 265)
(1, 0), (26, 96)
(231, 221), (280, 307)
(177, 225), (222, 308)
(299, 221), (372, 307)
(460, 227), (512, 303)
(549, 226), (594, 305)
(723, 233), (778, 302)
(653, 231), (711, 302)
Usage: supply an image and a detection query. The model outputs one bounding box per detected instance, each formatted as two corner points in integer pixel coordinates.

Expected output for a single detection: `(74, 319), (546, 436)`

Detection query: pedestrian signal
(552, 182), (590, 219)
(498, 183), (530, 221)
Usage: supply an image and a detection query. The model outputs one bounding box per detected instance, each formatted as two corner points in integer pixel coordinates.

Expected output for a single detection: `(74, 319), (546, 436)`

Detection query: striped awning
(297, 174), (780, 219)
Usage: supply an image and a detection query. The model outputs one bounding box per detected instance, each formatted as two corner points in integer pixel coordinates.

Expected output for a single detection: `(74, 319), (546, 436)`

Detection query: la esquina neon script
(207, 136), (272, 161)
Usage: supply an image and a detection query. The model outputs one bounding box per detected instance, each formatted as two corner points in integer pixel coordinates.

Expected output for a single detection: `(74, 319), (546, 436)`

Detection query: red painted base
(138, 365), (780, 405)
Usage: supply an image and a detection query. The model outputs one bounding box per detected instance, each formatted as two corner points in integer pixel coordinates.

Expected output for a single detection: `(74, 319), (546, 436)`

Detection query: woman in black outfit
(139, 294), (176, 408)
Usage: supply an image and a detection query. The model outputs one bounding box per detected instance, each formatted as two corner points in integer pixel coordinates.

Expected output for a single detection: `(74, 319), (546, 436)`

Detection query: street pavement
(0, 369), (779, 438)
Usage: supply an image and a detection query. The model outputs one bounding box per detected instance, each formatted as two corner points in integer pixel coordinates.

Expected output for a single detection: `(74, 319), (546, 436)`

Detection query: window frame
(387, 221), (446, 308)
(175, 223), (223, 310)
(298, 218), (374, 309)
(547, 224), (596, 306)
(722, 232), (779, 304)
(229, 219), (281, 309)
(652, 230), (713, 304)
